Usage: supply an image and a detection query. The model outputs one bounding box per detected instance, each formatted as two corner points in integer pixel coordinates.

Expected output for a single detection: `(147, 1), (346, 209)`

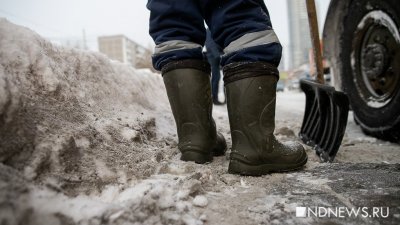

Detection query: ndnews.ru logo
(296, 207), (390, 218)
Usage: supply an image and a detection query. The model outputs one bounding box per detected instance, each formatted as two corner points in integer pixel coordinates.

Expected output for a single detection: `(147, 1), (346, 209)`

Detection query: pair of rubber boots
(162, 60), (307, 176)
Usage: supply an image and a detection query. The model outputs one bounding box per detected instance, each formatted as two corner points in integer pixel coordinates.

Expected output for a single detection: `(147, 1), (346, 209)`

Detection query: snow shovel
(299, 0), (349, 162)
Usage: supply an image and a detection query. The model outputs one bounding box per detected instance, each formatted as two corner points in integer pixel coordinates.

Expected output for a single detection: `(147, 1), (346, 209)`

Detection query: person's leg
(203, 0), (282, 67)
(203, 0), (307, 175)
(147, 0), (226, 163)
(208, 55), (222, 104)
(147, 0), (206, 70)
(205, 28), (223, 104)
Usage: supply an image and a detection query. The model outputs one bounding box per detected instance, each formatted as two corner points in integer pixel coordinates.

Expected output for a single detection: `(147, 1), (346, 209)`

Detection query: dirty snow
(1, 19), (400, 225)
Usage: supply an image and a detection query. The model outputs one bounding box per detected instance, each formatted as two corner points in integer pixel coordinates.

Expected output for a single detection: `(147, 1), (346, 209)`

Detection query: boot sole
(228, 156), (308, 176)
(181, 151), (213, 164)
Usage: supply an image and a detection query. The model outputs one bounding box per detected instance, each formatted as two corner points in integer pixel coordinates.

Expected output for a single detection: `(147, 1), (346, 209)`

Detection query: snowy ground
(1, 19), (399, 225)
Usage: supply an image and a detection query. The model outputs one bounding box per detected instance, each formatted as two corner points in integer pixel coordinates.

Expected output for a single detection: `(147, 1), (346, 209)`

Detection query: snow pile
(0, 17), (174, 185)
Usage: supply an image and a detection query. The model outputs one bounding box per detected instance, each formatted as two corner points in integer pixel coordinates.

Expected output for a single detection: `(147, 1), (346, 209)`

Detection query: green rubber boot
(162, 60), (227, 164)
(224, 62), (307, 175)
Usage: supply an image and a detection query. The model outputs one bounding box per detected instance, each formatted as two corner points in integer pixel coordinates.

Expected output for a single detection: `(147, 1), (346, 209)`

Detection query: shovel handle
(306, 0), (325, 84)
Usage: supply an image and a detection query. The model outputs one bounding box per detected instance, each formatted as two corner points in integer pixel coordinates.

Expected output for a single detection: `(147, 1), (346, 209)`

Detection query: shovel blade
(299, 79), (349, 162)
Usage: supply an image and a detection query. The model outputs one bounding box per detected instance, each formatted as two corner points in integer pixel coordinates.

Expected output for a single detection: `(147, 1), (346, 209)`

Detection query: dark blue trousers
(207, 54), (221, 100)
(147, 0), (282, 71)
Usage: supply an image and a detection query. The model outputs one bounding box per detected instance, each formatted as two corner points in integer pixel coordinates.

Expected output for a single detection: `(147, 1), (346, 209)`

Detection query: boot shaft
(163, 68), (214, 138)
(224, 62), (279, 157)
(226, 75), (278, 162)
(224, 62), (307, 174)
(162, 60), (226, 163)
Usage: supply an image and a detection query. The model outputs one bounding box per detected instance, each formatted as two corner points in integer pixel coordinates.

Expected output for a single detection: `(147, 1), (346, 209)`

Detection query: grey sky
(0, 0), (330, 51)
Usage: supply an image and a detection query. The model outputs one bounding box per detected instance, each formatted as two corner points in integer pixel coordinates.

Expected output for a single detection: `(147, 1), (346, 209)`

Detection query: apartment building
(98, 35), (145, 67)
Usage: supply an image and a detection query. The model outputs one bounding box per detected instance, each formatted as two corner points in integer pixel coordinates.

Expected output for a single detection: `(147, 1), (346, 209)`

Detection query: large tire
(327, 0), (400, 143)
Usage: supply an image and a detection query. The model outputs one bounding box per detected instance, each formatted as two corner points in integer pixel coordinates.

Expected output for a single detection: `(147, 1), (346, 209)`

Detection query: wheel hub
(361, 43), (388, 79)
(353, 10), (400, 107)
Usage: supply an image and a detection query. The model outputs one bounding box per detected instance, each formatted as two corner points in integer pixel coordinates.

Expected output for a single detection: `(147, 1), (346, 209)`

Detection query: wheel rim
(352, 10), (400, 108)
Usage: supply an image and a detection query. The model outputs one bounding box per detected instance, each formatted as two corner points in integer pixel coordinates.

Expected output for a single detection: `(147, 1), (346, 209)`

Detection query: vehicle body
(323, 0), (400, 142)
